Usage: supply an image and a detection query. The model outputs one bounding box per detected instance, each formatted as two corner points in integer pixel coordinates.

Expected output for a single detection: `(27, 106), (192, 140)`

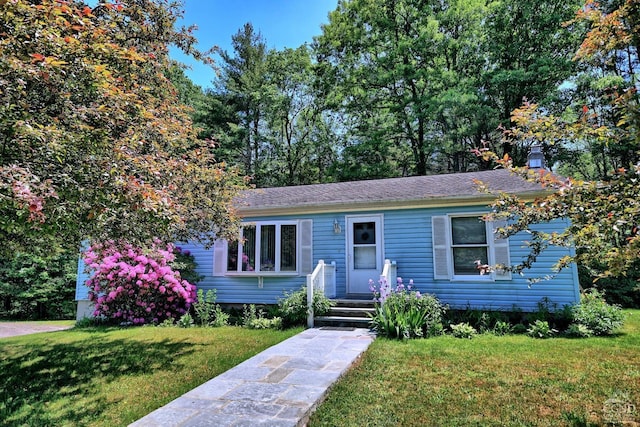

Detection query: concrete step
(314, 315), (372, 328)
(331, 299), (376, 309)
(328, 306), (375, 318)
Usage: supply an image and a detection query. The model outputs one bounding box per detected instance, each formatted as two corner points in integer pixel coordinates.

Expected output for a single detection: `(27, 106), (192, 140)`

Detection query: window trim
(449, 214), (493, 281)
(432, 213), (511, 282)
(227, 220), (300, 276)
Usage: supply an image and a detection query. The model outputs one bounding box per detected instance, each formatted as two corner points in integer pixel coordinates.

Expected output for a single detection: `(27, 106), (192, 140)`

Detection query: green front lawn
(0, 325), (301, 426)
(310, 310), (640, 427)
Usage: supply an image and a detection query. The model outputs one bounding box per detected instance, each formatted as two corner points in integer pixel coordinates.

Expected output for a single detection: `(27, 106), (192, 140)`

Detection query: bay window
(227, 222), (298, 274)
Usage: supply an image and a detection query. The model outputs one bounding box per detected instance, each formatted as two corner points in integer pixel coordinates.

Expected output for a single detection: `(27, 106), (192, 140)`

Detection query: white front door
(346, 215), (383, 295)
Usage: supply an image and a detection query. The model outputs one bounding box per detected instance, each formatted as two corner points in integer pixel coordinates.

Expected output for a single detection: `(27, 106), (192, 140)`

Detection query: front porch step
(314, 315), (372, 328)
(332, 299), (376, 308)
(313, 299), (376, 328)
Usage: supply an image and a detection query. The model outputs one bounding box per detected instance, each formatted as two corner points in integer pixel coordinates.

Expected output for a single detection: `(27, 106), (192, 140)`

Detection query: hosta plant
(450, 322), (478, 339)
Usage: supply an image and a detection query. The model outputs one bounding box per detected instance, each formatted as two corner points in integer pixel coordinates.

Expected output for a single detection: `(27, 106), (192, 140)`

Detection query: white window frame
(432, 214), (511, 282)
(227, 220), (300, 276)
(449, 214), (494, 281)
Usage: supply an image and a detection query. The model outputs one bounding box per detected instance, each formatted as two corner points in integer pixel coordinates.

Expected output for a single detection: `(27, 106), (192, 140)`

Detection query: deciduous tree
(478, 0), (640, 299)
(0, 0), (244, 257)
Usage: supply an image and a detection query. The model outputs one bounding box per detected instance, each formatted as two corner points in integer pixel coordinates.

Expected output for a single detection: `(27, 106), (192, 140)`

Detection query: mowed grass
(0, 325), (301, 426)
(310, 310), (640, 427)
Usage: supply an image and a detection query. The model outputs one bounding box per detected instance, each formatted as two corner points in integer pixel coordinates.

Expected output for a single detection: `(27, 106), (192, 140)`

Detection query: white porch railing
(379, 259), (397, 287)
(306, 260), (337, 328)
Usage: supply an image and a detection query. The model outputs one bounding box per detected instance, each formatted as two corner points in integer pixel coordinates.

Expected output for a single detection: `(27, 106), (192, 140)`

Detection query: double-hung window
(450, 216), (490, 276)
(432, 214), (511, 281)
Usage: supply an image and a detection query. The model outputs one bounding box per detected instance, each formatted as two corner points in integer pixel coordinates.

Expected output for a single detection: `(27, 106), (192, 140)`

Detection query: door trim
(346, 214), (384, 295)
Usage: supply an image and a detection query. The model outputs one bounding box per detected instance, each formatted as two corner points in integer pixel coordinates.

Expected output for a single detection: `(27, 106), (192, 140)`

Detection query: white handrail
(306, 260), (337, 328)
(307, 260), (325, 328)
(379, 259), (397, 287)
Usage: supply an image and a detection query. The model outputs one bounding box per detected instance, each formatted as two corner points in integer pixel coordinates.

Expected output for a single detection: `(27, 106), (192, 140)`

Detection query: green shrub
(177, 313), (194, 328)
(450, 322), (477, 339)
(527, 320), (556, 338)
(492, 320), (513, 336)
(242, 304), (259, 326)
(75, 316), (110, 328)
(565, 323), (594, 338)
(157, 318), (176, 328)
(511, 323), (528, 334)
(444, 309), (511, 333)
(193, 289), (217, 326)
(247, 317), (283, 330)
(170, 246), (204, 287)
(369, 278), (445, 339)
(241, 304), (281, 329)
(571, 289), (625, 336)
(192, 289), (229, 327)
(210, 306), (230, 327)
(277, 286), (333, 327)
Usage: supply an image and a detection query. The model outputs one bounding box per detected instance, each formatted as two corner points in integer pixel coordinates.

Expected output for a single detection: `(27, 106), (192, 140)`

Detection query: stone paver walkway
(130, 327), (375, 427)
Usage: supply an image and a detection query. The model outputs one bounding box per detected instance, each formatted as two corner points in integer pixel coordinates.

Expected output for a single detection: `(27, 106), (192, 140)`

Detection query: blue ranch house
(75, 169), (580, 319)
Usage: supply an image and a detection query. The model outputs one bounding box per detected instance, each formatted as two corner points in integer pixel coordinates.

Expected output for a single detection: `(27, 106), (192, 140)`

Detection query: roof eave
(236, 190), (549, 217)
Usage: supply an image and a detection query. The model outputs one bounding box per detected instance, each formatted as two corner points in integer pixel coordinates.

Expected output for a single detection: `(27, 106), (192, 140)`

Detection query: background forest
(181, 0), (635, 188)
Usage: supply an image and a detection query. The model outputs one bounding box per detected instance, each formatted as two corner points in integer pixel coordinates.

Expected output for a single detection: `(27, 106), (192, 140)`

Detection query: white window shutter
(492, 220), (512, 281)
(431, 216), (451, 280)
(299, 219), (313, 274)
(212, 239), (228, 277)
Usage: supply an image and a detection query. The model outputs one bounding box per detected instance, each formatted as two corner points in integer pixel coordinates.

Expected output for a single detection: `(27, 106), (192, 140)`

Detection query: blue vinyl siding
(75, 256), (89, 301)
(74, 206), (580, 311)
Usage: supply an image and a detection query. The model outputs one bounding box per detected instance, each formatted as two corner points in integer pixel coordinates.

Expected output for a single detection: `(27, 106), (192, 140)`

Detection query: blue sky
(172, 0), (338, 89)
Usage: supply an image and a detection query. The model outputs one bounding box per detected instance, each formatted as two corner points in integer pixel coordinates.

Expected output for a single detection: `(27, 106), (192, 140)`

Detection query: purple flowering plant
(84, 240), (197, 325)
(369, 277), (445, 339)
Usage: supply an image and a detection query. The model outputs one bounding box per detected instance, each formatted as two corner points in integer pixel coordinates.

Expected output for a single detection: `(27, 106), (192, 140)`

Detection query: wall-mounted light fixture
(333, 219), (342, 234)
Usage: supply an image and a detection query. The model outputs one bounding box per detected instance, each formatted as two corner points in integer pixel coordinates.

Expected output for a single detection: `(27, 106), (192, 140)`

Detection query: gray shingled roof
(235, 169), (545, 215)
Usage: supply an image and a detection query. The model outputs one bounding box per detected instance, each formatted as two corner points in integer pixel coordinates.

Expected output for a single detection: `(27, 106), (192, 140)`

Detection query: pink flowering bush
(84, 241), (197, 325)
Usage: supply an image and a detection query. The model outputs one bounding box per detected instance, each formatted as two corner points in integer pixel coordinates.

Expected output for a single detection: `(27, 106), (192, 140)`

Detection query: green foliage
(565, 323), (594, 338)
(170, 247), (203, 287)
(314, 0), (582, 176)
(571, 289), (625, 336)
(192, 289), (216, 326)
(445, 309), (514, 334)
(578, 262), (640, 308)
(246, 316), (283, 330)
(241, 304), (258, 326)
(277, 286), (333, 327)
(527, 320), (556, 339)
(192, 289), (229, 327)
(75, 316), (109, 328)
(176, 313), (194, 328)
(0, 0), (243, 257)
(369, 282), (446, 339)
(480, 0), (640, 291)
(157, 318), (176, 328)
(0, 250), (76, 320)
(526, 297), (573, 331)
(310, 311), (640, 426)
(492, 321), (513, 336)
(210, 306), (230, 327)
(450, 322), (478, 339)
